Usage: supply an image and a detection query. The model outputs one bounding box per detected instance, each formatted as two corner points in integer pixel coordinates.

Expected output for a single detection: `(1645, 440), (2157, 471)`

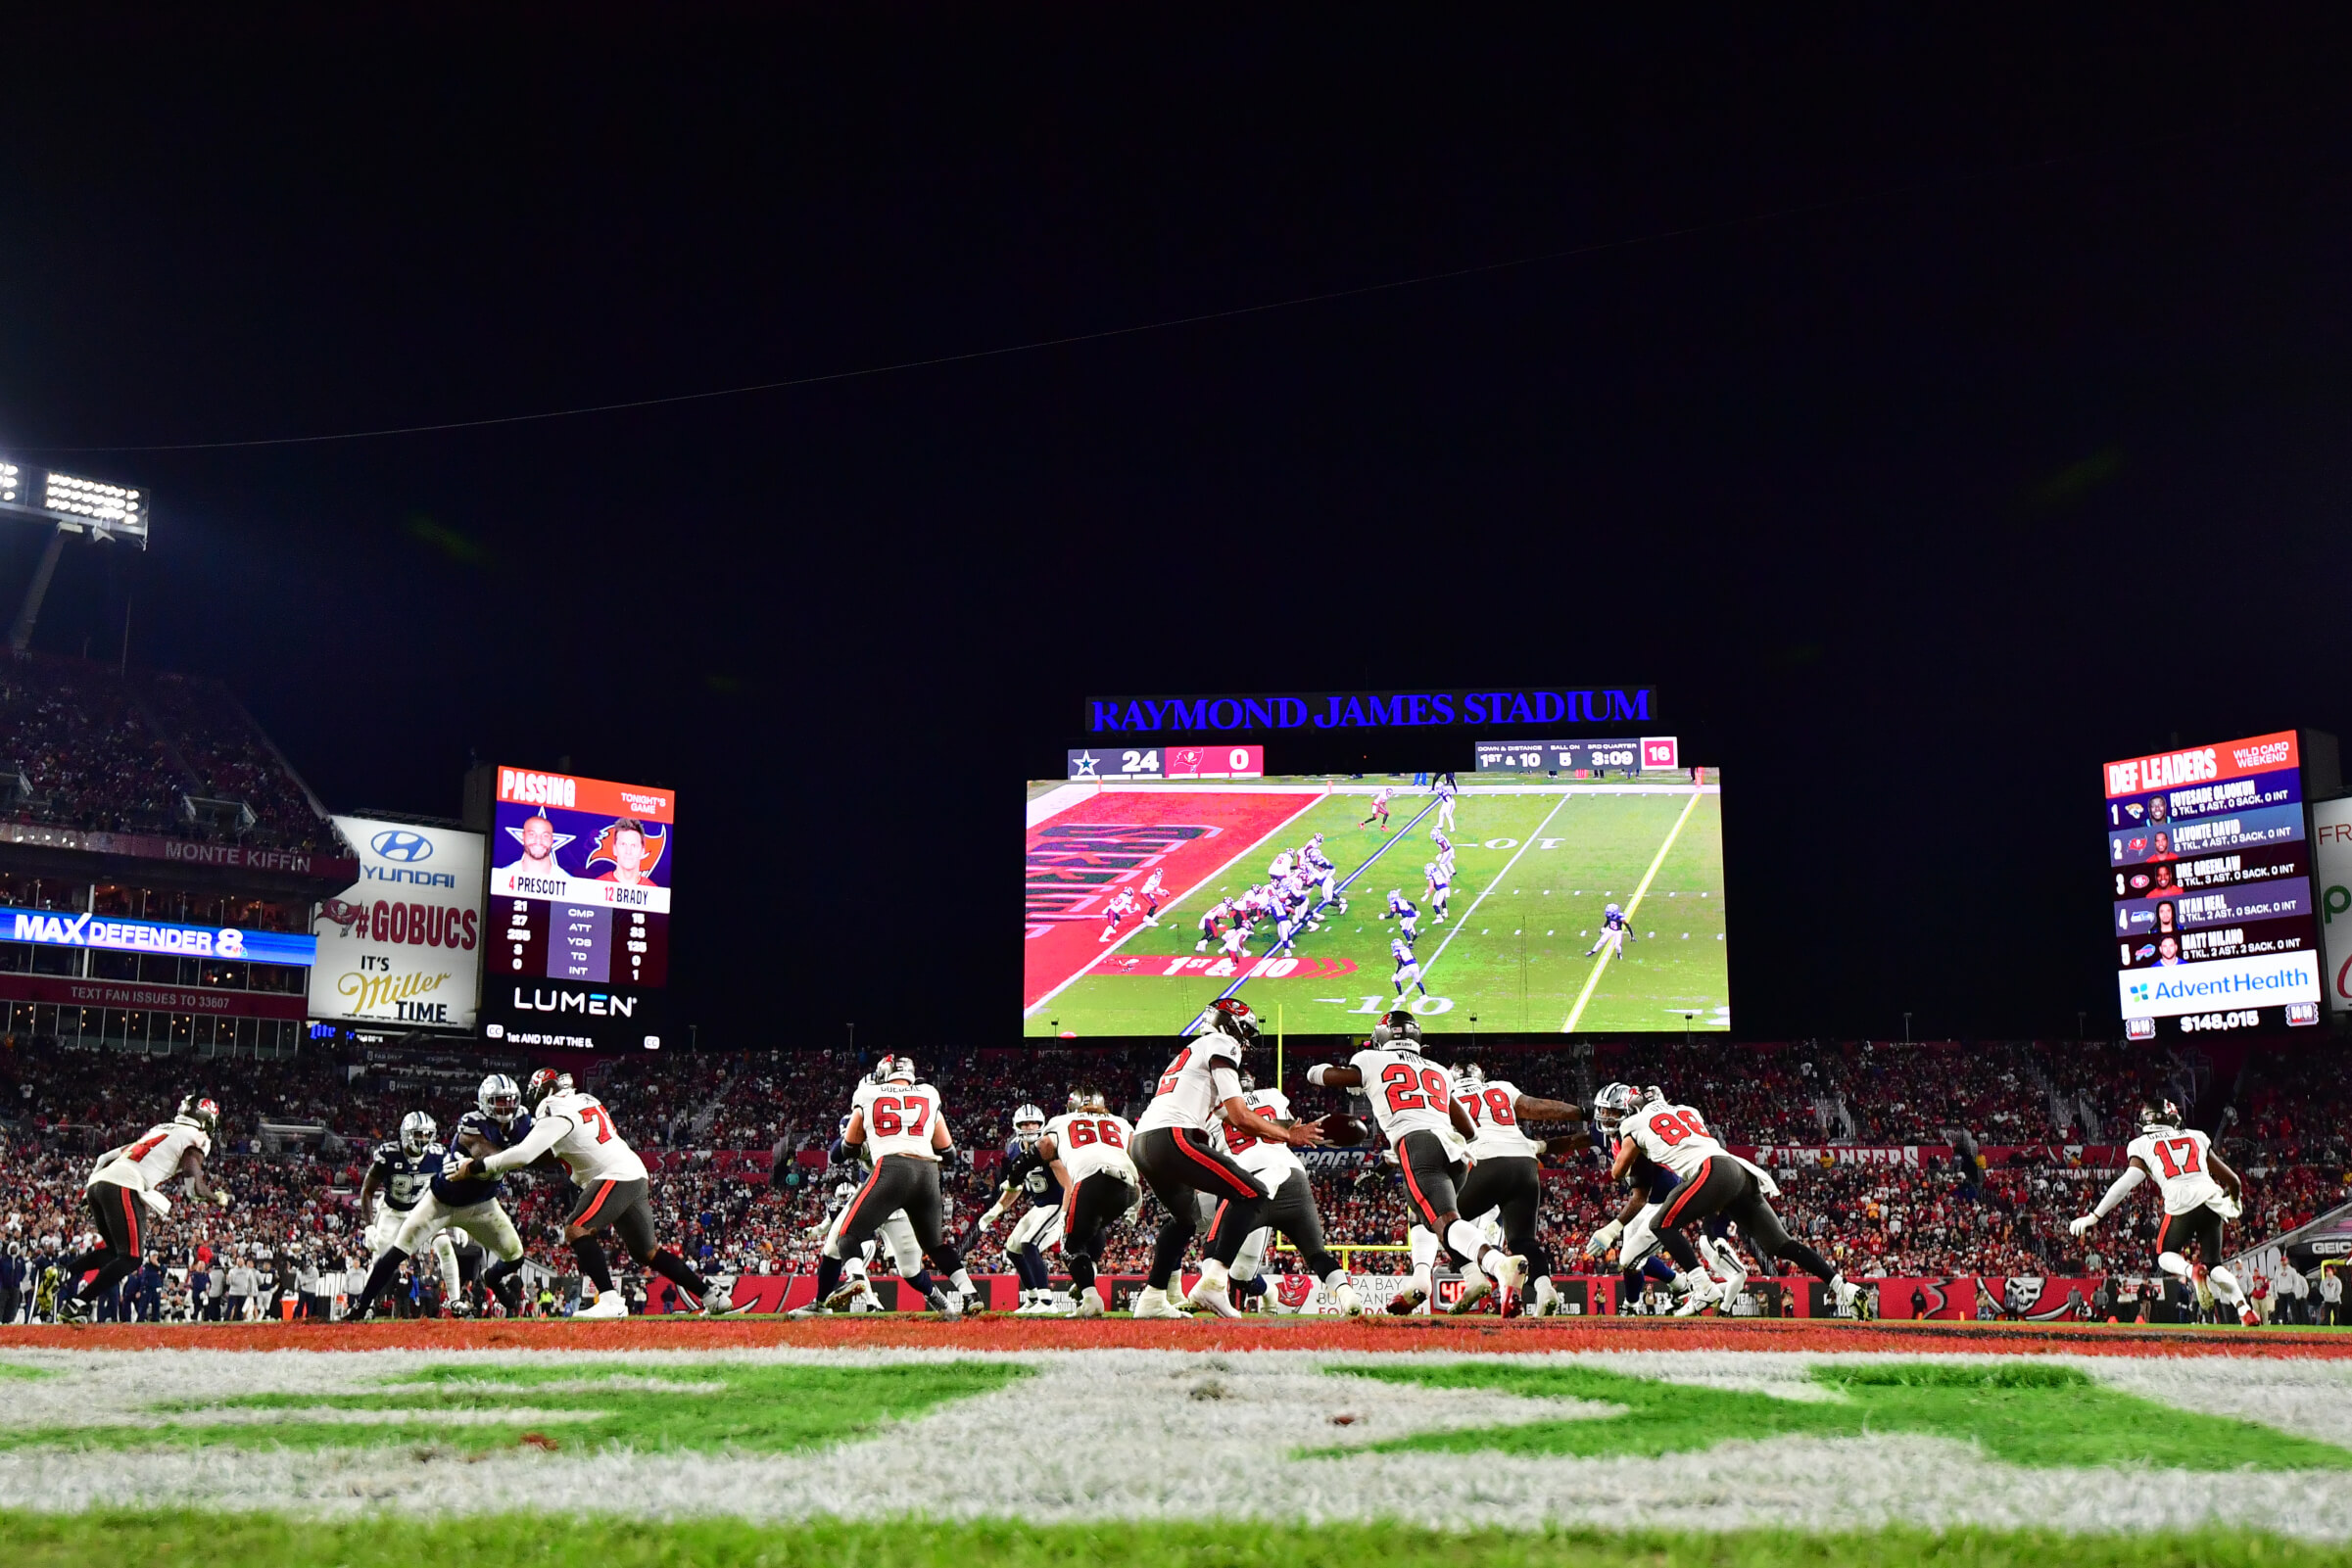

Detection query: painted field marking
(1560, 782), (1704, 1033)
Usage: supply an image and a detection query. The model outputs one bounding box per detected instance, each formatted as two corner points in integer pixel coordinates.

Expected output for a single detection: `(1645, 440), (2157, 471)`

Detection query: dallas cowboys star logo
(1072, 751), (1101, 778)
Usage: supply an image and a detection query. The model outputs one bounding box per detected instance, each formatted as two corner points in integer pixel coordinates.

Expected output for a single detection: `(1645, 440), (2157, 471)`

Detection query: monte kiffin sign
(1084, 688), (1656, 735)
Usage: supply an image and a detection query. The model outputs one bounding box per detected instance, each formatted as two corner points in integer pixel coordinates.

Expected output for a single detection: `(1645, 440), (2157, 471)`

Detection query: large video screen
(2105, 731), (2323, 1038)
(479, 766), (672, 1052)
(1024, 768), (1727, 1035)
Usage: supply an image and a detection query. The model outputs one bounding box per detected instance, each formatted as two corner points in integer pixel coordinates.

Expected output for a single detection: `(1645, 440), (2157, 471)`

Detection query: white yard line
(1416, 791), (1575, 981)
(1024, 790), (1331, 1020)
(1560, 782), (1704, 1032)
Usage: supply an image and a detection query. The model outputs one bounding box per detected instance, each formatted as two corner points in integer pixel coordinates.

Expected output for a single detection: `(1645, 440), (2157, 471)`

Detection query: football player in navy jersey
(360, 1113), (462, 1305)
(352, 1075), (533, 1319)
(1423, 861), (1452, 924)
(975, 1103), (1066, 1312)
(1390, 934), (1428, 998)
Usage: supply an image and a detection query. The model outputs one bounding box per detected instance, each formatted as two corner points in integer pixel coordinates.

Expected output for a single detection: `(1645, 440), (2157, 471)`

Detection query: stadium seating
(0, 1035), (2342, 1316)
(0, 653), (332, 852)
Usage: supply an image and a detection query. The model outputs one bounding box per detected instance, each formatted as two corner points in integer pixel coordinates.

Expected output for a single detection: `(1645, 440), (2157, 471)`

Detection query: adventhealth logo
(2144, 966), (2305, 1001)
(2129, 980), (2151, 1002)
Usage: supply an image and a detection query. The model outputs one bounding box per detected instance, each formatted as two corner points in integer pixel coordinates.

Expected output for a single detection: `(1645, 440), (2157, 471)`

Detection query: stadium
(2, 15), (2349, 1568)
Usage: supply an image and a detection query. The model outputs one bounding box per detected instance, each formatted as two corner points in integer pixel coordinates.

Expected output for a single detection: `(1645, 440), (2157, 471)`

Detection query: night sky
(0, 14), (2343, 1048)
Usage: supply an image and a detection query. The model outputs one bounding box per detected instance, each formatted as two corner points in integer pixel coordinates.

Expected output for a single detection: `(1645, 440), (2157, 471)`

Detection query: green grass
(1032, 785), (1728, 1036)
(2, 1514), (2348, 1568)
(1327, 1360), (2352, 1469)
(0, 1360), (1025, 1456)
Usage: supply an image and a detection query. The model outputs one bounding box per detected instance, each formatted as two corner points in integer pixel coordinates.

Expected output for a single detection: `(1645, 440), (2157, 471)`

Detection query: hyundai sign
(311, 816), (485, 1031)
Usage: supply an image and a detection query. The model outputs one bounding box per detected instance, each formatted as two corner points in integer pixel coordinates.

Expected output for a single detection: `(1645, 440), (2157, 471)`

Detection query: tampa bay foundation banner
(310, 816), (485, 1030)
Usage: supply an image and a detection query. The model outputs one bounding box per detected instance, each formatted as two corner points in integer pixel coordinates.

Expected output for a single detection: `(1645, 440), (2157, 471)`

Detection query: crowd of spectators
(0, 653), (332, 853)
(0, 1034), (2343, 1316)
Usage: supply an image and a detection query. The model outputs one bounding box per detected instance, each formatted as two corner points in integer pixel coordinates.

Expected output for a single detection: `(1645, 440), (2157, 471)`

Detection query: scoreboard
(2106, 731), (2324, 1038)
(1475, 736), (1678, 775)
(1066, 743), (1264, 781)
(477, 766), (674, 1052)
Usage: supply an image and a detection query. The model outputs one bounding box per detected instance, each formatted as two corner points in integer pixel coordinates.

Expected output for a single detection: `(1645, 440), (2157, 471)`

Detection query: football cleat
(1130, 1286), (1183, 1319)
(1384, 1279), (1429, 1315)
(1447, 1261), (1494, 1314)
(398, 1111), (438, 1158)
(1331, 1281), (1365, 1316)
(786, 1302), (834, 1319)
(574, 1290), (628, 1320)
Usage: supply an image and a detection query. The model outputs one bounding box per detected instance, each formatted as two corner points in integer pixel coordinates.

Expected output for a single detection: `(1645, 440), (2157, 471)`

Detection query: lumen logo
(509, 986), (637, 1017)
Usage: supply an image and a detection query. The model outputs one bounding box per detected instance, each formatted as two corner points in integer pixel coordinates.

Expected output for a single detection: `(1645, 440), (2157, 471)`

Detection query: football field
(1025, 781), (1728, 1036)
(1, 1316), (2347, 1567)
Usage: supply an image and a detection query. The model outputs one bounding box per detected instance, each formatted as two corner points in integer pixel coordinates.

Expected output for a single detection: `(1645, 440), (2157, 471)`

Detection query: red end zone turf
(1025, 787), (1323, 1010)
(7, 1316), (2342, 1356)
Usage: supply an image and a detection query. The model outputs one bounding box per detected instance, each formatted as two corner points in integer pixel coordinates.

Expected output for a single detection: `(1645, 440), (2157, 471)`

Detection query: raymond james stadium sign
(1084, 688), (1656, 735)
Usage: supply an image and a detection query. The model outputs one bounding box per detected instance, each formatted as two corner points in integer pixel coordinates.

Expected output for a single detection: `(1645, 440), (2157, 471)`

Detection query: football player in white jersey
(457, 1068), (744, 1318)
(1139, 869), (1166, 927)
(1098, 888), (1137, 943)
(802, 1056), (979, 1316)
(1195, 896), (1237, 953)
(1131, 999), (1326, 1318)
(1217, 915), (1253, 960)
(1452, 1062), (1585, 1315)
(358, 1111), (463, 1306)
(1303, 838), (1346, 913)
(1388, 935), (1428, 999)
(1380, 889), (1421, 941)
(1036, 1088), (1140, 1317)
(1422, 862), (1452, 924)
(2071, 1099), (2257, 1325)
(1433, 772), (1459, 833)
(1360, 785), (1393, 832)
(1308, 1013), (1523, 1314)
(61, 1093), (224, 1323)
(1604, 1082), (1859, 1314)
(1214, 1071), (1363, 1316)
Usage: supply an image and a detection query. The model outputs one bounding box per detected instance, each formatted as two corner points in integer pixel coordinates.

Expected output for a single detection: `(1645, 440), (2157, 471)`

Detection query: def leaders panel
(480, 766), (674, 1051)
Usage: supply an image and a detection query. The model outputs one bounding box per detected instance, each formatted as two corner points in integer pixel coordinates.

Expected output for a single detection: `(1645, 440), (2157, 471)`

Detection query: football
(1317, 1113), (1370, 1146)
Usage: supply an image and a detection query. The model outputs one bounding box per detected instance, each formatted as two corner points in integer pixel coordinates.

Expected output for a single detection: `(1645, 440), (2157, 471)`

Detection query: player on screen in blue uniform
(1302, 836), (1346, 914)
(1390, 934), (1429, 998)
(1379, 889), (1420, 941)
(1585, 902), (1634, 960)
(1422, 861), (1452, 924)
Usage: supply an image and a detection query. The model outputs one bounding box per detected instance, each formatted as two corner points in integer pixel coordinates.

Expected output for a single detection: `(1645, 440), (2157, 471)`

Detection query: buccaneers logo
(584, 820), (668, 881)
(1275, 1275), (1315, 1309)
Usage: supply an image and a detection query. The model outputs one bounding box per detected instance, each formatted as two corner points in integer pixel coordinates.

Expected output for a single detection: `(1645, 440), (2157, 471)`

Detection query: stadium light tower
(0, 453), (151, 652)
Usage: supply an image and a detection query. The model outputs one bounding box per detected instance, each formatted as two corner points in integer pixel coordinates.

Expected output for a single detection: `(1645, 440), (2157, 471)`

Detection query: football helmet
(1423, 861), (1437, 876)
(1369, 1009), (1422, 1049)
(1605, 902), (1621, 919)
(1066, 1089), (1087, 1113)
(174, 1094), (220, 1135)
(1080, 1089), (1110, 1113)
(479, 1073), (522, 1124)
(2139, 1099), (2184, 1133)
(878, 1055), (918, 1085)
(1237, 1069), (1257, 1092)
(1199, 996), (1262, 1048)
(1593, 1081), (1638, 1131)
(399, 1111), (438, 1157)
(525, 1067), (566, 1111)
(1455, 1062), (1486, 1087)
(833, 1180), (857, 1205)
(1012, 1104), (1046, 1148)
(1639, 1085), (1665, 1107)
